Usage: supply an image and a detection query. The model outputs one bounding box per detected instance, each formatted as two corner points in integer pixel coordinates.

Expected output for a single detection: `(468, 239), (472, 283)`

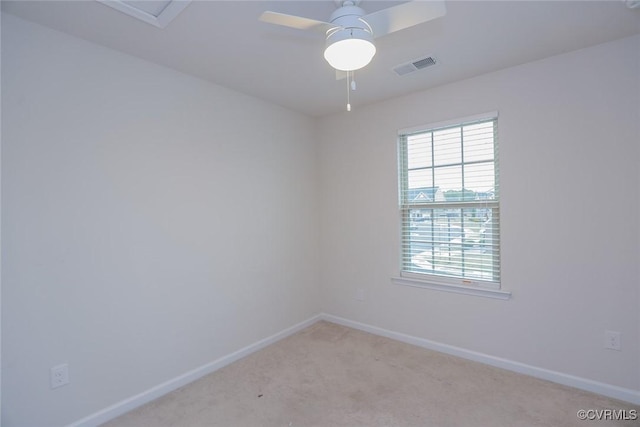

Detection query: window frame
(393, 112), (510, 300)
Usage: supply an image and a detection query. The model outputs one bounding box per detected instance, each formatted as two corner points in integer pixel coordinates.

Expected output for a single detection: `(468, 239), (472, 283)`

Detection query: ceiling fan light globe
(324, 37), (376, 71)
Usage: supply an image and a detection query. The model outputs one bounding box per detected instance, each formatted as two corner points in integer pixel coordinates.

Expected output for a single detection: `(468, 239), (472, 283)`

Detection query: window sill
(391, 276), (511, 300)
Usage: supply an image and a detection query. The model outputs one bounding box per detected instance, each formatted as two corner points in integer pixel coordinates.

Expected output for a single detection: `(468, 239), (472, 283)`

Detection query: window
(398, 114), (500, 290)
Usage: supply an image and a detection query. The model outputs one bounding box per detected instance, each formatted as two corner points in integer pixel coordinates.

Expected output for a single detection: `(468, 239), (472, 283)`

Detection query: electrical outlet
(604, 331), (621, 351)
(51, 364), (69, 389)
(355, 287), (365, 301)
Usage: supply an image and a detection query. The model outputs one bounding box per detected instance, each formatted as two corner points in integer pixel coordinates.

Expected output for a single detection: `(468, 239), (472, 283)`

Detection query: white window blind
(398, 115), (500, 287)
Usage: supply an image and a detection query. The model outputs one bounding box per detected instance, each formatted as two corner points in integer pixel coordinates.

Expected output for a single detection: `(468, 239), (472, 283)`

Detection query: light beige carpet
(103, 321), (639, 427)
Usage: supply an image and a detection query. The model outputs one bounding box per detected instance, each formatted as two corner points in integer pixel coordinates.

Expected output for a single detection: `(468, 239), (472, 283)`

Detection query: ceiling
(3, 1), (639, 117)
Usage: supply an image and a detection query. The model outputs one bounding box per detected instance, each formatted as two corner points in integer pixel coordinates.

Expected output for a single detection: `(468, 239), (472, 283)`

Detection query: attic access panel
(97, 0), (191, 28)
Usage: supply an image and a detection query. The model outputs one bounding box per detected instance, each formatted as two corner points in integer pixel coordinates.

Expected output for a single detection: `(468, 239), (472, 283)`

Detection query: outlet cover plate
(604, 330), (621, 351)
(51, 364), (69, 389)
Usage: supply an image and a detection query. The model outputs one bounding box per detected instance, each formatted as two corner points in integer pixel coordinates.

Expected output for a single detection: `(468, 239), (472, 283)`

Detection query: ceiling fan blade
(363, 0), (446, 38)
(259, 11), (334, 33)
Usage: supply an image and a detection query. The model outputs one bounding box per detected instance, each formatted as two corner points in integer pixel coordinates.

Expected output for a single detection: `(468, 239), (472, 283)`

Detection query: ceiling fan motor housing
(328, 5), (371, 33)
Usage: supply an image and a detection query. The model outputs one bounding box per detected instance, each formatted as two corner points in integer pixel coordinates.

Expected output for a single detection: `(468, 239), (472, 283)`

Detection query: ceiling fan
(259, 0), (446, 72)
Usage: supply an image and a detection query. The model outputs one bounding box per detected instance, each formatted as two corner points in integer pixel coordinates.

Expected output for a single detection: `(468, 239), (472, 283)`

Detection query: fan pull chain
(346, 70), (357, 112)
(346, 70), (351, 112)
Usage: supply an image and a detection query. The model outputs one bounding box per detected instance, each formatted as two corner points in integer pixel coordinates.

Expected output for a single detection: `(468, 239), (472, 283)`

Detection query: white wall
(318, 35), (640, 393)
(0, 6), (3, 426)
(2, 10), (639, 427)
(1, 14), (319, 427)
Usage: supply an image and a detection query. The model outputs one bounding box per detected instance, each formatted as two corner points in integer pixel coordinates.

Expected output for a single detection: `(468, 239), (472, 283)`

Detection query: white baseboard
(67, 314), (322, 427)
(68, 311), (639, 426)
(320, 313), (640, 405)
